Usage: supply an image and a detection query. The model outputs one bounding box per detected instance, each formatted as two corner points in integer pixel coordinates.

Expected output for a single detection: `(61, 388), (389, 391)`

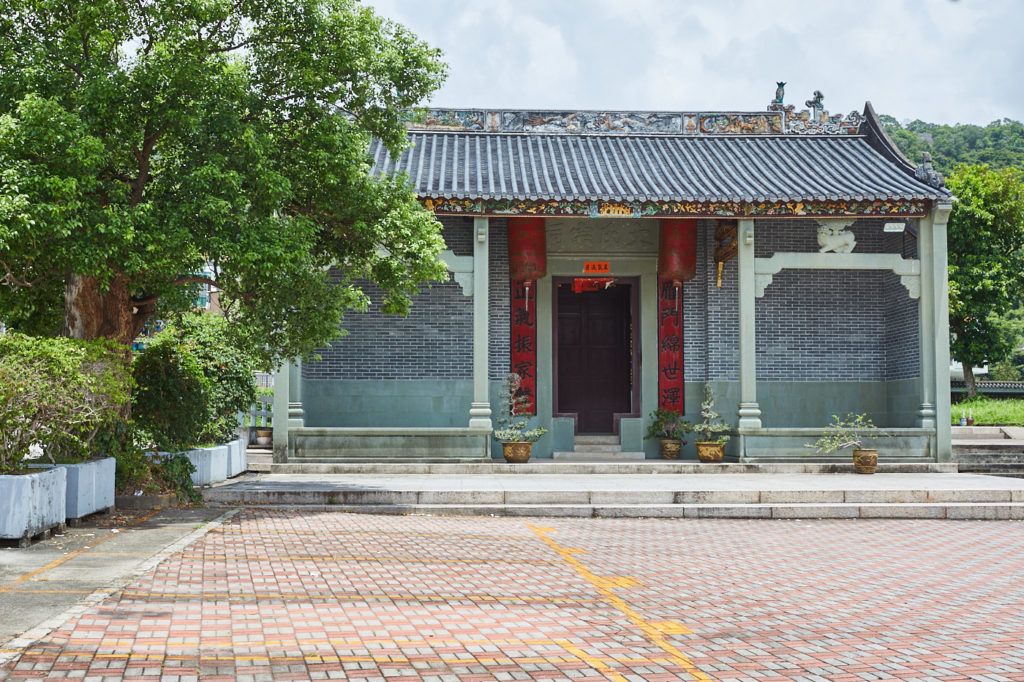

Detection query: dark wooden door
(556, 282), (632, 433)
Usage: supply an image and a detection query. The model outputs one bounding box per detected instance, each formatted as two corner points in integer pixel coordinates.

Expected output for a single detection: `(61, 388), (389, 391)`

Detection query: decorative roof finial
(769, 82), (786, 110)
(915, 152), (946, 188)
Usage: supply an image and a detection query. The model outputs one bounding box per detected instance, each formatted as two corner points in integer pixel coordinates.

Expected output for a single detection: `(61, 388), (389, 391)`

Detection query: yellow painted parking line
(529, 523), (711, 682)
(0, 510), (160, 594)
(557, 640), (630, 681)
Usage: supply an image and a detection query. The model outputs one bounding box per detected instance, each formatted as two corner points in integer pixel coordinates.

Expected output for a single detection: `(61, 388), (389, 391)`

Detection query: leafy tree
(0, 0), (448, 368)
(947, 165), (1024, 396)
(881, 115), (1024, 175)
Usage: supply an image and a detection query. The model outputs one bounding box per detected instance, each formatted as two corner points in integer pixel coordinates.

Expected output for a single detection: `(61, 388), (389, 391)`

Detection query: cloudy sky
(364, 0), (1022, 125)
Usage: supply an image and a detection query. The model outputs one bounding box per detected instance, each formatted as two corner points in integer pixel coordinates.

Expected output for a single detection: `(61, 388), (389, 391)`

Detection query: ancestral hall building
(272, 95), (953, 463)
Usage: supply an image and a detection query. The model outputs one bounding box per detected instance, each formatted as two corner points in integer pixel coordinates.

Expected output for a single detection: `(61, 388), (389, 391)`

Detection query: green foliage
(811, 413), (882, 453)
(0, 0), (448, 364)
(0, 332), (130, 473)
(946, 166), (1024, 374)
(132, 337), (210, 453)
(881, 116), (1024, 175)
(693, 385), (731, 443)
(644, 409), (691, 441)
(493, 373), (548, 444)
(952, 396), (1024, 426)
(155, 453), (201, 505)
(162, 313), (258, 444)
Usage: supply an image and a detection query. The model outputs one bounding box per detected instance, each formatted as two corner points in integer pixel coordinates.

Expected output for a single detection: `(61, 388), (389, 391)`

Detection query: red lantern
(507, 217), (546, 311)
(507, 218), (547, 282)
(658, 219), (697, 282)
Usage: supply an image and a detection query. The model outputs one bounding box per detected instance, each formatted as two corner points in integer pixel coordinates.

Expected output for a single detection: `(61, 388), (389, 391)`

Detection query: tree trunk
(62, 274), (150, 346)
(963, 363), (978, 398)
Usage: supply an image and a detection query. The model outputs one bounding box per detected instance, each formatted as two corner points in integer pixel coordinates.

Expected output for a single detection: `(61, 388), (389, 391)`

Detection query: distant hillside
(880, 115), (1024, 175)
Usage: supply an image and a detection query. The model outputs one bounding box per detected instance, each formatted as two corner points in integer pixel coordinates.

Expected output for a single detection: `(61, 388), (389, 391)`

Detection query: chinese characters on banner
(658, 278), (684, 412)
(510, 281), (537, 415)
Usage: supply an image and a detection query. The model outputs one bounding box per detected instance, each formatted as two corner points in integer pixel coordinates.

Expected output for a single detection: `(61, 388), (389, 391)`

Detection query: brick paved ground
(3, 511), (1024, 681)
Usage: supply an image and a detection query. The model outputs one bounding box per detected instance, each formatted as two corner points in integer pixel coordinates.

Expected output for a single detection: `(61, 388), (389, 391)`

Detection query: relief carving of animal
(817, 224), (856, 254)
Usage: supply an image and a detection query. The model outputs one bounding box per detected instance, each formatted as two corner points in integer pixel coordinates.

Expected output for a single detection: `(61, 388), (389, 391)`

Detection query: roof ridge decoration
(402, 90), (864, 136)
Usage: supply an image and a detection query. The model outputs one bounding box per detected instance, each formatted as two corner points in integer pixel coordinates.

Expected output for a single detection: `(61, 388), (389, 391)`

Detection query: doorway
(553, 278), (639, 434)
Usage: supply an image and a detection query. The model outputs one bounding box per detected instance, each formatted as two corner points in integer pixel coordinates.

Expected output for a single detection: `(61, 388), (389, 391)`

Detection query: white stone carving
(816, 219), (857, 254)
(753, 252), (920, 299)
(438, 250), (474, 296)
(900, 274), (921, 300)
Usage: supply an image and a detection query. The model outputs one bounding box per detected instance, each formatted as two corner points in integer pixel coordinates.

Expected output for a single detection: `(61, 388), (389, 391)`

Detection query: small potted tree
(493, 373), (548, 463)
(694, 385), (731, 462)
(644, 408), (691, 459)
(809, 413), (883, 474)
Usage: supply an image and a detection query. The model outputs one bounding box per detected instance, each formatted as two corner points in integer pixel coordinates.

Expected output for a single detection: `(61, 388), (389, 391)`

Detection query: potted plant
(493, 373), (548, 463)
(809, 413), (884, 474)
(644, 408), (691, 459)
(694, 385), (731, 462)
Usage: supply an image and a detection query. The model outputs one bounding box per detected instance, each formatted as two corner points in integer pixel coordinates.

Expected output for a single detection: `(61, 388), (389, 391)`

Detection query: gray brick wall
(751, 218), (919, 382)
(488, 218), (510, 381)
(303, 217), (474, 380)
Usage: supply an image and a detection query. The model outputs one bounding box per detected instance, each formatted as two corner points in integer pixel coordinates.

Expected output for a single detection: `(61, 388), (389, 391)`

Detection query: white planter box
(58, 458), (115, 519)
(184, 444), (228, 485)
(226, 436), (247, 477)
(0, 467), (67, 541)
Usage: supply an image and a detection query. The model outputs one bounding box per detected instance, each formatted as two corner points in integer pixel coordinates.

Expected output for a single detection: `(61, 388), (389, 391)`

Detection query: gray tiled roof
(369, 132), (950, 204)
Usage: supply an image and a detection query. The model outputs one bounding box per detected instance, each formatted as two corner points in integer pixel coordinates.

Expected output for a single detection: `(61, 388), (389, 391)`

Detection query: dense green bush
(0, 333), (130, 473)
(132, 312), (258, 451)
(163, 313), (258, 444)
(132, 336), (210, 452)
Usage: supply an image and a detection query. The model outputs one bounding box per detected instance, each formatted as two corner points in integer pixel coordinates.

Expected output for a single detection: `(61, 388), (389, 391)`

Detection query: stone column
(288, 359), (304, 431)
(469, 216), (493, 429)
(736, 218), (762, 429)
(931, 202), (954, 461)
(917, 214), (937, 430)
(272, 362), (289, 463)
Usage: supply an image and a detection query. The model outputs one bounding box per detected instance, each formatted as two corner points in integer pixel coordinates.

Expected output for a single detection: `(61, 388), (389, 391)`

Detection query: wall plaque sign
(583, 261), (610, 274)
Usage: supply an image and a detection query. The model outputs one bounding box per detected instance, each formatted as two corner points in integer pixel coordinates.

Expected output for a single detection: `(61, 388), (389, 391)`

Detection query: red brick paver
(3, 511), (1024, 681)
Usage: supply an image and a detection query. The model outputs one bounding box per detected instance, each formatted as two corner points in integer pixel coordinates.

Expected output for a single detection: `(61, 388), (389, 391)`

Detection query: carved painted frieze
(406, 107), (863, 136)
(421, 197), (930, 218)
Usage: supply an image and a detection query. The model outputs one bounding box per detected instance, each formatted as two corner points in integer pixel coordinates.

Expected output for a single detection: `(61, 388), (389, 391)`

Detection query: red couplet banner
(657, 277), (684, 413)
(510, 280), (537, 415)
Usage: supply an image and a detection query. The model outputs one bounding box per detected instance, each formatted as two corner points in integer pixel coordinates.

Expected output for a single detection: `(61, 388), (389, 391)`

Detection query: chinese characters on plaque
(658, 278), (684, 412)
(510, 280), (537, 415)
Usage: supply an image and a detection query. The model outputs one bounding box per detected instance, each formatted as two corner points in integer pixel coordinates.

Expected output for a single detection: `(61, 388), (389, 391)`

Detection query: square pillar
(272, 362), (289, 463)
(469, 216), (492, 429)
(929, 202), (953, 460)
(736, 218), (762, 429)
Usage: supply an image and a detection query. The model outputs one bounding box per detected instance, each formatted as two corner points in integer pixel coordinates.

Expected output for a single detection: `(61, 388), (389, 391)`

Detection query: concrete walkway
(207, 468), (1024, 519)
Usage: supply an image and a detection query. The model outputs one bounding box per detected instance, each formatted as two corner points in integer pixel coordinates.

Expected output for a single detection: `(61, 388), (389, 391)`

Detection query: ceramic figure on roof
(915, 152), (945, 188)
(805, 90), (824, 121)
(769, 81), (786, 110)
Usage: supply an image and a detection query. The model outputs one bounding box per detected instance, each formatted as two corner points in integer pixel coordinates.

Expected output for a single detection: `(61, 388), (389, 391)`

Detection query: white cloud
(362, 0), (1024, 123)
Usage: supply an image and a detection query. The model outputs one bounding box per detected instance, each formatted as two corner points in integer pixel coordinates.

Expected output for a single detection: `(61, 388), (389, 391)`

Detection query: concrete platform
(204, 469), (1024, 519)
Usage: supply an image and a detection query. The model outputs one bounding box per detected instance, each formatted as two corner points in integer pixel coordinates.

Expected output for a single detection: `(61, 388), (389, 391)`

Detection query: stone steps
(268, 462), (958, 475)
(203, 468), (1024, 518)
(200, 501), (1024, 520)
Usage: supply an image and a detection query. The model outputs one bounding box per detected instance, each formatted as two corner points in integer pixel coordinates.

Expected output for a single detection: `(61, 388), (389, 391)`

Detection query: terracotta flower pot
(502, 442), (532, 463)
(659, 439), (681, 459)
(696, 441), (724, 463)
(852, 448), (878, 474)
